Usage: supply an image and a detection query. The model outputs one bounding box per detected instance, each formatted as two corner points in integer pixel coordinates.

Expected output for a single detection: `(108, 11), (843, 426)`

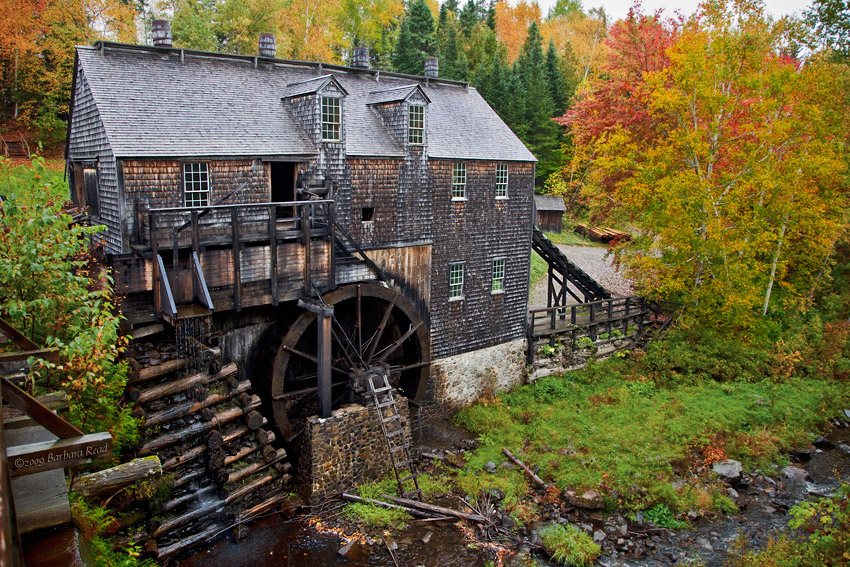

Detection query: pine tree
(545, 40), (567, 115)
(392, 0), (436, 74)
(440, 17), (469, 80)
(459, 0), (480, 35)
(514, 22), (561, 184)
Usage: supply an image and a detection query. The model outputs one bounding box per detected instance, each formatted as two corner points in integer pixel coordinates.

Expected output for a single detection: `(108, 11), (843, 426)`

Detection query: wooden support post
(298, 299), (333, 418)
(0, 386), (24, 567)
(328, 204), (336, 290)
(301, 204), (312, 296)
(607, 300), (613, 336)
(268, 205), (278, 306)
(150, 213), (161, 318)
(172, 229), (179, 271)
(231, 207), (242, 312)
(589, 303), (596, 340)
(191, 211), (200, 257)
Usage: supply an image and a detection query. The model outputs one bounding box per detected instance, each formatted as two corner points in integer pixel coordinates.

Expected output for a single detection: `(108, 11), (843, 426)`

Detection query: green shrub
(539, 523), (601, 566)
(644, 503), (688, 530)
(343, 503), (411, 530)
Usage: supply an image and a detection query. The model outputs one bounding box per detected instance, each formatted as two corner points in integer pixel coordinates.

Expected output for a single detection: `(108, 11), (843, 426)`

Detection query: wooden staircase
(532, 226), (610, 303)
(1, 133), (30, 158)
(366, 372), (421, 501)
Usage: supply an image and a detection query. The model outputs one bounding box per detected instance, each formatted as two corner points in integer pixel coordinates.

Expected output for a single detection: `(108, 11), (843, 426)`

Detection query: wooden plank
(269, 205), (278, 305)
(0, 319), (39, 352)
(6, 432), (112, 478)
(0, 349), (60, 364)
(0, 386), (24, 566)
(232, 207), (242, 311)
(0, 378), (82, 439)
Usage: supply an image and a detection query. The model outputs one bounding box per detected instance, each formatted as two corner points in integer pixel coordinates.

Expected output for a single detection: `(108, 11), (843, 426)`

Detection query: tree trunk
(763, 215), (788, 316)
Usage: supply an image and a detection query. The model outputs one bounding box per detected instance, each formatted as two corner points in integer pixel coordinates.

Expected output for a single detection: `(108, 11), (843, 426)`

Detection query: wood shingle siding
(67, 68), (122, 253)
(429, 160), (534, 358)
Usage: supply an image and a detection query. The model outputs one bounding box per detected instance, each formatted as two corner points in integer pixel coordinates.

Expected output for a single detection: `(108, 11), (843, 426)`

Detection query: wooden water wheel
(270, 283), (430, 440)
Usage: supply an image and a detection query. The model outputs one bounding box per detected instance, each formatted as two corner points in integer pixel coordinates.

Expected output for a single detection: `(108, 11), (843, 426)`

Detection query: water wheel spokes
(271, 284), (430, 441)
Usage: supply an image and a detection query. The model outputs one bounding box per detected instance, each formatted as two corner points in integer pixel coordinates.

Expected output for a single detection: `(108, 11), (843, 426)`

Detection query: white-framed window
(183, 162), (210, 207)
(449, 262), (464, 300)
(491, 258), (505, 293)
(321, 95), (341, 141)
(495, 164), (508, 199)
(409, 105), (425, 144)
(452, 162), (466, 200)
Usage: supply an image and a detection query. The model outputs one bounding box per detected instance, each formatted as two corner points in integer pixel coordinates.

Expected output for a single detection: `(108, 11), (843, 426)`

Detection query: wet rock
(782, 466), (808, 482)
(488, 488), (505, 501)
(593, 530), (607, 543)
(564, 489), (605, 510)
(713, 459), (743, 482)
(763, 505), (777, 514)
(727, 487), (740, 499)
(844, 409), (850, 420)
(806, 482), (831, 497)
(791, 448), (814, 462)
(502, 515), (517, 530)
(813, 436), (835, 450)
(695, 537), (713, 551)
(421, 531), (433, 544)
(484, 461), (497, 473)
(338, 539), (356, 557)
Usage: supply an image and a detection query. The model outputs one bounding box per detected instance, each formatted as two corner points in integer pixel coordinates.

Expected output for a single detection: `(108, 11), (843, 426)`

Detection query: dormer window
(409, 105), (425, 144)
(321, 96), (341, 141)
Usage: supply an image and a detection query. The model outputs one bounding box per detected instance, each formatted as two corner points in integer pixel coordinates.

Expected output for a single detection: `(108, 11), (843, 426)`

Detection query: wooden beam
(0, 318), (39, 351)
(71, 456), (161, 497)
(269, 205), (278, 305)
(0, 349), (60, 364)
(0, 386), (24, 566)
(231, 207), (242, 312)
(6, 432), (112, 478)
(0, 378), (82, 439)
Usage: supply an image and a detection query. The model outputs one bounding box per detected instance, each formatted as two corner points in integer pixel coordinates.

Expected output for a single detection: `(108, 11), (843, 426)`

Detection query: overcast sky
(531, 0), (814, 22)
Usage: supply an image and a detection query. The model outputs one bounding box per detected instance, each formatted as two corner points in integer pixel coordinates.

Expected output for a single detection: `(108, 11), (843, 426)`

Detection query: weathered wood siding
(364, 244), (432, 321)
(429, 160), (534, 358)
(536, 211), (563, 234)
(67, 67), (122, 253)
(121, 159), (269, 247)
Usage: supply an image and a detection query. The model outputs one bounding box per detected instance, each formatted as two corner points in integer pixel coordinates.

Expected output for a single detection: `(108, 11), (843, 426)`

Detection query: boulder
(782, 466), (809, 482)
(712, 459), (743, 482)
(564, 489), (605, 510)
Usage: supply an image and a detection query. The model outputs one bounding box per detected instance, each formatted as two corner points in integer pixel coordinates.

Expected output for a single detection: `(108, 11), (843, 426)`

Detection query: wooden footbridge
(527, 230), (675, 362)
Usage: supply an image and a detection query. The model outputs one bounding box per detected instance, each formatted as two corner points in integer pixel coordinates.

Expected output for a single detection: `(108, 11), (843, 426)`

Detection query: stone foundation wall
(299, 399), (410, 503)
(419, 338), (527, 424)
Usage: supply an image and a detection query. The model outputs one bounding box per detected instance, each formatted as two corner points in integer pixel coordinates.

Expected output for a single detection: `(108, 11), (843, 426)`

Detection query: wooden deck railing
(529, 296), (647, 340)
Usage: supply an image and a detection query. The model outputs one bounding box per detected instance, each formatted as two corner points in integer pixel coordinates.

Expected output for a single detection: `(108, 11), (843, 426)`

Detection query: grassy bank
(449, 324), (850, 524)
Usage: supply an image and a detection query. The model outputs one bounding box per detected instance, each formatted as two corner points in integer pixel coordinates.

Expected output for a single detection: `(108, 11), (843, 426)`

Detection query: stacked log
(123, 338), (293, 560)
(574, 224), (631, 244)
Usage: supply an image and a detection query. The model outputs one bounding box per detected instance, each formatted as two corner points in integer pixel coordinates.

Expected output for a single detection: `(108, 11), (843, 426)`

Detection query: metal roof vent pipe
(259, 33), (276, 58)
(352, 46), (370, 69)
(152, 20), (173, 48)
(424, 57), (439, 78)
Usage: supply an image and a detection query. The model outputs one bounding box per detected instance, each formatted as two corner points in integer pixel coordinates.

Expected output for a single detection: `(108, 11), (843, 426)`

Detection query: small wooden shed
(534, 195), (566, 233)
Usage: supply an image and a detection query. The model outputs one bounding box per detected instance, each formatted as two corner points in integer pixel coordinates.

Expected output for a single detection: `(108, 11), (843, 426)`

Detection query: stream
(21, 422), (850, 567)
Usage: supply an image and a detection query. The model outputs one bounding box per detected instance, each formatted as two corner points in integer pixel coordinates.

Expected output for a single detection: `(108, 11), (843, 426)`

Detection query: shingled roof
(73, 43), (536, 162)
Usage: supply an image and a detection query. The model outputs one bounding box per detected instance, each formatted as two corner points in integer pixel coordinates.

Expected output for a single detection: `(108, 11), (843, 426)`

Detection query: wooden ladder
(366, 372), (421, 501)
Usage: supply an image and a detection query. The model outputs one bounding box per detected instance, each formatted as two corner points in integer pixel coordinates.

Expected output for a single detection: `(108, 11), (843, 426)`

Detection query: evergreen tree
(545, 40), (567, 115)
(486, 0), (497, 30)
(514, 22), (561, 184)
(444, 0), (460, 13)
(459, 0), (481, 35)
(440, 17), (469, 80)
(392, 0), (436, 74)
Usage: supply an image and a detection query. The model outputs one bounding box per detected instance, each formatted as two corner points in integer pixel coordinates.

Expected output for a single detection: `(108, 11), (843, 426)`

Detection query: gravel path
(530, 244), (633, 309)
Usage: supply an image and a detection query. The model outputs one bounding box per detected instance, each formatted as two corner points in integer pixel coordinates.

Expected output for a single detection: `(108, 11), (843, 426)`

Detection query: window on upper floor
(321, 95), (341, 141)
(409, 105), (425, 145)
(491, 258), (505, 293)
(495, 164), (508, 199)
(184, 162), (210, 207)
(452, 162), (466, 200)
(449, 262), (465, 300)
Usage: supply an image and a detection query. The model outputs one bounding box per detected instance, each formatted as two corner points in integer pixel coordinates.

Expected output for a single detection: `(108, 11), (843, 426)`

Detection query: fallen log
(226, 474), (273, 504)
(378, 494), (487, 523)
(163, 485), (217, 514)
(71, 456), (162, 497)
(342, 493), (451, 520)
(152, 498), (225, 538)
(502, 448), (546, 487)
